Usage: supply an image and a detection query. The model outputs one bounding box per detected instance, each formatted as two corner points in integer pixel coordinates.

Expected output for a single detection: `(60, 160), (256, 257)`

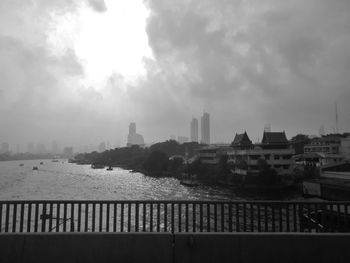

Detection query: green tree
(143, 151), (169, 173)
(257, 158), (279, 185)
(168, 156), (184, 173)
(218, 154), (230, 180)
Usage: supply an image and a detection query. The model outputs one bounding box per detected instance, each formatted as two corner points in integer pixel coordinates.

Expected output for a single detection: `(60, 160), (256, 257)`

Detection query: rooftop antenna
(335, 102), (339, 134)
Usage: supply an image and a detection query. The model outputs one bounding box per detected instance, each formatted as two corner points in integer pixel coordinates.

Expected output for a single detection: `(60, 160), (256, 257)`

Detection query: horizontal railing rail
(0, 200), (349, 233)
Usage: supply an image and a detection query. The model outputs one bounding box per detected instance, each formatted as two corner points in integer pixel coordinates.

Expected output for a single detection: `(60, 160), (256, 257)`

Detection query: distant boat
(40, 162), (44, 165)
(180, 173), (199, 187)
(19, 164), (24, 167)
(52, 159), (59, 163)
(76, 160), (91, 165)
(180, 180), (199, 187)
(32, 166), (39, 171)
(91, 163), (105, 169)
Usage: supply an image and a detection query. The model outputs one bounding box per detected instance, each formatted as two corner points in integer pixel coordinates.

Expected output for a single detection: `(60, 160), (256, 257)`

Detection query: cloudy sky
(1, 0), (350, 151)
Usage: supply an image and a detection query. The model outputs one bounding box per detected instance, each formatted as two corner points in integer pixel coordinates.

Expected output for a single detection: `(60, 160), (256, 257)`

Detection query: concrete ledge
(0, 233), (173, 263)
(1, 233), (350, 263)
(175, 233), (350, 263)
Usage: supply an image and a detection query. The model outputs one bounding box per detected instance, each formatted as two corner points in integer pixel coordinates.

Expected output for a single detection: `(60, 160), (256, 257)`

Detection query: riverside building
(227, 131), (295, 176)
(127, 122), (145, 147)
(294, 135), (345, 168)
(340, 137), (350, 160)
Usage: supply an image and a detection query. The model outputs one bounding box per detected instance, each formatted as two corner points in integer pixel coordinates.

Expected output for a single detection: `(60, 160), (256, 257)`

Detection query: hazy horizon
(1, 0), (350, 151)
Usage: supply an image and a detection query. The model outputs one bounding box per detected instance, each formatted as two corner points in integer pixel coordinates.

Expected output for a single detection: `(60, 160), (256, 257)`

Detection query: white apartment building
(227, 131), (295, 176)
(340, 137), (350, 160)
(304, 136), (340, 154)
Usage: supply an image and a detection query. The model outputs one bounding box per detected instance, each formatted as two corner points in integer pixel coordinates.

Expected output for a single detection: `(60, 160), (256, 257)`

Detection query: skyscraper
(190, 118), (198, 142)
(127, 122), (145, 147)
(201, 112), (210, 145)
(129, 122), (136, 135)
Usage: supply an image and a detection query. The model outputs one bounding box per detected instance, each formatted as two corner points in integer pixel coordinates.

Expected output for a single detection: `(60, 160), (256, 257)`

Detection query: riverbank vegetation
(75, 140), (319, 190)
(76, 140), (204, 177)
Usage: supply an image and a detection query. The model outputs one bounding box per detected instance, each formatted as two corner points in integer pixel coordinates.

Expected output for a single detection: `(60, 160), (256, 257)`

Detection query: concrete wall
(0, 233), (173, 263)
(1, 233), (350, 263)
(175, 233), (350, 263)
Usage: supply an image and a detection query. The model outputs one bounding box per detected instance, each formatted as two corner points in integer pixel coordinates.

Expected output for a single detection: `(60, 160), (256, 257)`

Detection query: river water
(0, 159), (303, 201)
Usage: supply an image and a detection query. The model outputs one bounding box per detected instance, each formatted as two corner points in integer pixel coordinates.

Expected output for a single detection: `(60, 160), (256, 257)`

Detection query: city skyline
(1, 119), (349, 154)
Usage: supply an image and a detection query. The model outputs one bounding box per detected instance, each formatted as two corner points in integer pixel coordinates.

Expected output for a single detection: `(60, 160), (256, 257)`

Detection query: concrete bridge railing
(0, 232), (350, 263)
(1, 200), (350, 233)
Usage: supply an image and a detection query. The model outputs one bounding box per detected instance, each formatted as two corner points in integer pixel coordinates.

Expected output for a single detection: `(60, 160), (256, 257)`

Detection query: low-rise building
(198, 146), (231, 165)
(340, 137), (350, 161)
(304, 136), (341, 154)
(298, 135), (346, 168)
(177, 136), (189, 144)
(293, 152), (343, 168)
(228, 131), (295, 176)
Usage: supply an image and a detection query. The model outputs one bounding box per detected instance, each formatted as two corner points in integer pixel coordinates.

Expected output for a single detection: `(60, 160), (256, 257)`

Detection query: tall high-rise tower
(129, 122), (136, 135)
(127, 122), (145, 147)
(201, 112), (210, 145)
(190, 118), (199, 142)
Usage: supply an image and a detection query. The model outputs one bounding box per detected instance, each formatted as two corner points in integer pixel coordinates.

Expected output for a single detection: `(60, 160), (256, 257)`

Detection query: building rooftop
(261, 131), (288, 145)
(231, 132), (252, 147)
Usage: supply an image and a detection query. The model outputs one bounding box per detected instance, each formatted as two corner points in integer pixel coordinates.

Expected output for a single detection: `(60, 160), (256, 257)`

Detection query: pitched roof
(261, 131), (288, 145)
(232, 132), (252, 146)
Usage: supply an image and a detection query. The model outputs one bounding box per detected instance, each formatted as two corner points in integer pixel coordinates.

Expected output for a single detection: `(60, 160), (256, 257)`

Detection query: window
(250, 155), (259, 160)
(274, 155), (280, 160)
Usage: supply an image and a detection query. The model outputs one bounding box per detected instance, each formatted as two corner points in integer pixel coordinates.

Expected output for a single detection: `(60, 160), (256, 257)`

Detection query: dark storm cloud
(138, 0), (350, 141)
(1, 0), (350, 149)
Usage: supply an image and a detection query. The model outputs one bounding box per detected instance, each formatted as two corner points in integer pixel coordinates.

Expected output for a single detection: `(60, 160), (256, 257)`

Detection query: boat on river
(76, 160), (91, 165)
(180, 179), (200, 187)
(91, 163), (105, 169)
(180, 173), (200, 187)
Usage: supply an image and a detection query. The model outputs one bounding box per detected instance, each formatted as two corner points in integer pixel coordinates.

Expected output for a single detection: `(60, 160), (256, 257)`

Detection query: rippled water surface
(0, 159), (302, 200)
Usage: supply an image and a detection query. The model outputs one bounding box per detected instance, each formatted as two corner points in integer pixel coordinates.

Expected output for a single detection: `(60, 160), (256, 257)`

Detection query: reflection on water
(0, 159), (301, 201)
